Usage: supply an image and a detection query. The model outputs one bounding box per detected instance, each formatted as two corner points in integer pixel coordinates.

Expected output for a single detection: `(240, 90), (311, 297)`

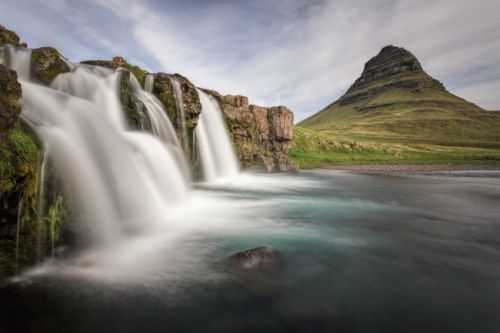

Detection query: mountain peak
(348, 45), (423, 94)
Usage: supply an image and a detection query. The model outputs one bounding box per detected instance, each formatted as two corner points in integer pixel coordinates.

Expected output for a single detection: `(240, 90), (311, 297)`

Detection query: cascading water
(171, 78), (190, 155)
(6, 46), (190, 247)
(144, 73), (154, 93)
(195, 89), (239, 182)
(128, 74), (191, 181)
(4, 44), (32, 80)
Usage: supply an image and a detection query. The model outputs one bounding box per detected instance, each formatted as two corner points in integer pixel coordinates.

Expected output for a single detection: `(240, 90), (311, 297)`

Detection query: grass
(290, 127), (500, 169)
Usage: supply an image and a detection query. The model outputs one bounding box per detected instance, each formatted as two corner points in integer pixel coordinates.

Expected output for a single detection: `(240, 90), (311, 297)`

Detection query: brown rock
(0, 25), (20, 46)
(204, 89), (297, 172)
(0, 65), (22, 132)
(229, 247), (283, 272)
(31, 47), (70, 84)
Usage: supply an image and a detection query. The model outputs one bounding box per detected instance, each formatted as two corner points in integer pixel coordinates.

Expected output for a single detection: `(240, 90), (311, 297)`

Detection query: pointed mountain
(300, 46), (500, 141)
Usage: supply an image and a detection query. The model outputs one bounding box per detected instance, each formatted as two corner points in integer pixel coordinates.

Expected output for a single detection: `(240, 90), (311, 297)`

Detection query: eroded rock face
(0, 65), (22, 132)
(204, 90), (298, 172)
(0, 25), (21, 46)
(229, 247), (283, 272)
(0, 64), (41, 279)
(152, 73), (201, 160)
(31, 47), (70, 84)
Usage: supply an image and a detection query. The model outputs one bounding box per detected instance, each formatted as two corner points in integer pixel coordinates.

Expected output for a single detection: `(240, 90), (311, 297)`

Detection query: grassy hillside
(290, 127), (500, 169)
(299, 86), (500, 142)
(294, 46), (500, 168)
(299, 46), (500, 142)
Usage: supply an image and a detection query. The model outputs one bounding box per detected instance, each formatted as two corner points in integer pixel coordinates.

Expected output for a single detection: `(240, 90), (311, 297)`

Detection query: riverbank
(322, 164), (500, 172)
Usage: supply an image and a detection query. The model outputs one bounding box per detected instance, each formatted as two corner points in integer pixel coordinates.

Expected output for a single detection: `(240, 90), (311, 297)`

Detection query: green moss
(119, 72), (142, 129)
(46, 195), (66, 245)
(31, 47), (70, 84)
(0, 122), (41, 279)
(0, 25), (20, 46)
(123, 63), (146, 87)
(0, 123), (39, 195)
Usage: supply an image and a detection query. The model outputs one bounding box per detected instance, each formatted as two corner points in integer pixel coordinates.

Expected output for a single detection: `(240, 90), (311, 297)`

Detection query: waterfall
(128, 74), (191, 181)
(36, 149), (48, 262)
(195, 89), (239, 182)
(4, 45), (32, 80)
(144, 74), (154, 93)
(14, 194), (24, 273)
(7, 46), (190, 247)
(170, 78), (190, 155)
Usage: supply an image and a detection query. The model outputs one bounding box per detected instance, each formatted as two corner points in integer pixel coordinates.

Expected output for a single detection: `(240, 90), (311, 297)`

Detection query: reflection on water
(1, 170), (500, 333)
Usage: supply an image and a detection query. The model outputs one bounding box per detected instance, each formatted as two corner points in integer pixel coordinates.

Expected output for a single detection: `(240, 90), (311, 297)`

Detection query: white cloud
(2, 0), (499, 121)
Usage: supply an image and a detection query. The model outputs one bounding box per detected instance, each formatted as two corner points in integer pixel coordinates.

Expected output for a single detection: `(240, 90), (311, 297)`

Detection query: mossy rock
(0, 25), (20, 46)
(0, 65), (22, 132)
(31, 47), (70, 84)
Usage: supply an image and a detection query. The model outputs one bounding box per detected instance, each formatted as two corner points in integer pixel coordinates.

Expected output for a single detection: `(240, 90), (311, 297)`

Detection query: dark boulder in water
(229, 246), (283, 272)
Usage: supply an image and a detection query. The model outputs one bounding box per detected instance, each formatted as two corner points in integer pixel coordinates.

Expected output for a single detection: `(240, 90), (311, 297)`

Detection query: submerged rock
(31, 47), (70, 84)
(229, 247), (283, 272)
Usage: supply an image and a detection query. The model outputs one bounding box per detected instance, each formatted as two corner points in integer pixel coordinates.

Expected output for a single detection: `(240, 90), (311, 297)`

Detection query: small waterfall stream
(144, 74), (154, 93)
(171, 78), (190, 155)
(4, 44), (32, 80)
(195, 89), (239, 182)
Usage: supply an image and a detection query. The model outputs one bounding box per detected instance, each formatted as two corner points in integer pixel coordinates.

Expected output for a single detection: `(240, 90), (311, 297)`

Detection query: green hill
(299, 45), (500, 142)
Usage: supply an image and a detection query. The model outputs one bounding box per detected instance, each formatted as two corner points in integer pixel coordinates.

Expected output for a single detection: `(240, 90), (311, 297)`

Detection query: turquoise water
(1, 170), (500, 332)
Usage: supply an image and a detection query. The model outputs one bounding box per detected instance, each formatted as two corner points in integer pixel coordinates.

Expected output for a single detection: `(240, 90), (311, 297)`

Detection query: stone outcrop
(203, 89), (298, 172)
(81, 56), (147, 86)
(0, 65), (22, 132)
(0, 25), (21, 46)
(31, 47), (70, 84)
(335, 45), (446, 107)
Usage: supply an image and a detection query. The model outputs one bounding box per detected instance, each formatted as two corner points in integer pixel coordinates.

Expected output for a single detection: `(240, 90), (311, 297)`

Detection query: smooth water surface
(1, 170), (499, 333)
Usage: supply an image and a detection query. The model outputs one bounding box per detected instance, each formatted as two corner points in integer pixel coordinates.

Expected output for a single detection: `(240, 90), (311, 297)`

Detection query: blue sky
(2, 0), (500, 121)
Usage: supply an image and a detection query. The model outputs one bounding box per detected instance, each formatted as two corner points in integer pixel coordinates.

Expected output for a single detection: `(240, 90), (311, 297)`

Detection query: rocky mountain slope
(299, 45), (500, 141)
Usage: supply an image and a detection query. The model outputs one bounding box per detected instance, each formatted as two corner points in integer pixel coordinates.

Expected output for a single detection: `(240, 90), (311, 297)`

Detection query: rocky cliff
(300, 45), (500, 141)
(0, 64), (41, 278)
(204, 90), (297, 172)
(81, 56), (297, 173)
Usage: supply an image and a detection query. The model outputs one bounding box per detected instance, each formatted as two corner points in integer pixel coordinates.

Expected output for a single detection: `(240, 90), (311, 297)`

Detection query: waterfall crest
(195, 89), (239, 182)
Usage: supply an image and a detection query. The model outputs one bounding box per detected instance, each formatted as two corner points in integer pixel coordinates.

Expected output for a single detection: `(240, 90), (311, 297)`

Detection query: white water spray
(4, 44), (31, 80)
(195, 89), (239, 182)
(7, 46), (189, 248)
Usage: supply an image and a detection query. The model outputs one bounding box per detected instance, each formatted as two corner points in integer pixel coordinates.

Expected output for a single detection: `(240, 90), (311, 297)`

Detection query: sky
(1, 0), (499, 121)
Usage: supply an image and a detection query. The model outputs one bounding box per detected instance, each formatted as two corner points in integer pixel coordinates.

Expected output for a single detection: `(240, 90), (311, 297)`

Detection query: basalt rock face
(31, 47), (70, 84)
(204, 90), (298, 172)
